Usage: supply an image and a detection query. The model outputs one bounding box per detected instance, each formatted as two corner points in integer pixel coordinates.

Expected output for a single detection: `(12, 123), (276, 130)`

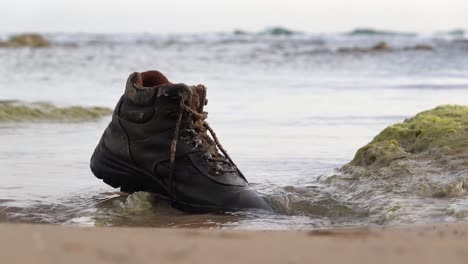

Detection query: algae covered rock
(349, 105), (468, 167)
(340, 105), (468, 198)
(349, 139), (410, 168)
(0, 33), (51, 48)
(0, 100), (112, 122)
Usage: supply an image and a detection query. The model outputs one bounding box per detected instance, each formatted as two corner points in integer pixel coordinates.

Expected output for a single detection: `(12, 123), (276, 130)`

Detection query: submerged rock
(338, 42), (392, 53)
(403, 44), (434, 51)
(0, 100), (112, 122)
(114, 192), (155, 212)
(341, 105), (468, 197)
(0, 33), (51, 48)
(371, 42), (391, 51)
(338, 42), (434, 53)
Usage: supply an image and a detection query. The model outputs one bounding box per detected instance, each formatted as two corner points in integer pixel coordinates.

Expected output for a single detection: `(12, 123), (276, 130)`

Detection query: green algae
(339, 105), (468, 198)
(350, 105), (468, 167)
(316, 105), (468, 222)
(350, 140), (410, 167)
(0, 101), (112, 122)
(0, 34), (51, 48)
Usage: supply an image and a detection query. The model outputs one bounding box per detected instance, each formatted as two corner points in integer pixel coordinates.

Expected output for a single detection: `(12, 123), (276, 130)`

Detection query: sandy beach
(1, 222), (468, 264)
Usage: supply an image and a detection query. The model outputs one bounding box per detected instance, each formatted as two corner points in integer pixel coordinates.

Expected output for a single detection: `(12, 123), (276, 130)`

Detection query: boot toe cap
(221, 187), (273, 212)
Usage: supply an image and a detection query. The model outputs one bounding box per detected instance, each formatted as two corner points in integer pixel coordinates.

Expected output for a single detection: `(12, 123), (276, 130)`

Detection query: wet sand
(1, 222), (468, 263)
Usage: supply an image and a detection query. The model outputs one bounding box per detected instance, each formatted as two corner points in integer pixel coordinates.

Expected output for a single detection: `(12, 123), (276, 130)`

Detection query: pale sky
(2, 0), (468, 33)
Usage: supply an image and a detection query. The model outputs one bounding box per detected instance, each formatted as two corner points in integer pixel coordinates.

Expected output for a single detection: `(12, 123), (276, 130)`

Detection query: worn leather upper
(104, 75), (247, 189)
(99, 71), (272, 211)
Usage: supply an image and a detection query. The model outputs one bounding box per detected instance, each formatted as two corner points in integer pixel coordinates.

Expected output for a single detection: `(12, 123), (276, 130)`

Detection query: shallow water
(0, 31), (468, 229)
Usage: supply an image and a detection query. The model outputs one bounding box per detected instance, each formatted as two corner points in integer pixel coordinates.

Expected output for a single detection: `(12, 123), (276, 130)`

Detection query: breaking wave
(2, 28), (466, 56)
(3, 174), (468, 229)
(0, 100), (112, 122)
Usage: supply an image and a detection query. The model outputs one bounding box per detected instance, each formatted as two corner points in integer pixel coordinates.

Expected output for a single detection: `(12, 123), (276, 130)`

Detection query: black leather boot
(90, 70), (272, 213)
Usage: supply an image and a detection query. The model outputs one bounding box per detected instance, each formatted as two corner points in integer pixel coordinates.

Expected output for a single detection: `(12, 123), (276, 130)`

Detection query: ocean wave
(337, 41), (433, 53)
(394, 83), (468, 90)
(348, 28), (417, 36)
(2, 31), (467, 63)
(435, 29), (466, 37)
(0, 100), (112, 122)
(1, 30), (463, 50)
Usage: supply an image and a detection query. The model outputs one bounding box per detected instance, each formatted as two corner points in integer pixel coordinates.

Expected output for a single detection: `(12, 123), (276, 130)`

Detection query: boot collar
(125, 72), (207, 109)
(125, 72), (162, 105)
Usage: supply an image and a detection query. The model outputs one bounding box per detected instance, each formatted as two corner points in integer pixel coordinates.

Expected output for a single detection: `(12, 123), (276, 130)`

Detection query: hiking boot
(90, 70), (272, 213)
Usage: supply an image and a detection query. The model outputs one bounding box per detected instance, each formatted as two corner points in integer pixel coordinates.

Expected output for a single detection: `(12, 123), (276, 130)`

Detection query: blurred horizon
(2, 0), (468, 34)
(1, 26), (467, 36)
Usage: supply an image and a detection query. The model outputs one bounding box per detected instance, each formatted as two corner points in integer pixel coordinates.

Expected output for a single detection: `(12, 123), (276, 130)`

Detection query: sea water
(1, 29), (468, 229)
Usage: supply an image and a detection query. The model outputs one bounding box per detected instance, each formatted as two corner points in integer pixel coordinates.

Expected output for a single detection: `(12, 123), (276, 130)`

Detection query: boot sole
(90, 144), (243, 213)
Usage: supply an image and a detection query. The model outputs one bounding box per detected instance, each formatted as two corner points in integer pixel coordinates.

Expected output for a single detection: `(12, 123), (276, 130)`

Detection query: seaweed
(0, 101), (112, 122)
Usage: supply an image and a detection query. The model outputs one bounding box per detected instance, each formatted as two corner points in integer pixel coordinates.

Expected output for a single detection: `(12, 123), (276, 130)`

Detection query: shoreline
(2, 222), (468, 263)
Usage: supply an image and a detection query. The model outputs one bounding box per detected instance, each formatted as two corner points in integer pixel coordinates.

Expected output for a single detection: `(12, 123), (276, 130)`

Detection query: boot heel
(90, 144), (145, 193)
(90, 141), (168, 196)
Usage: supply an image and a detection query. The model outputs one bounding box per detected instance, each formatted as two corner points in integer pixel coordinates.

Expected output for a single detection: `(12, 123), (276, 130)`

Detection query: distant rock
(371, 42), (390, 51)
(0, 100), (112, 122)
(403, 44), (433, 51)
(340, 105), (468, 197)
(338, 42), (434, 53)
(261, 27), (298, 36)
(447, 29), (465, 36)
(338, 42), (392, 53)
(233, 29), (249, 35)
(348, 28), (416, 36)
(0, 33), (51, 48)
(349, 28), (391, 35)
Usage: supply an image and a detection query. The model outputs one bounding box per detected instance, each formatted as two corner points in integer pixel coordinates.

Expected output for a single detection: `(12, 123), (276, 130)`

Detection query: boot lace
(168, 93), (239, 201)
